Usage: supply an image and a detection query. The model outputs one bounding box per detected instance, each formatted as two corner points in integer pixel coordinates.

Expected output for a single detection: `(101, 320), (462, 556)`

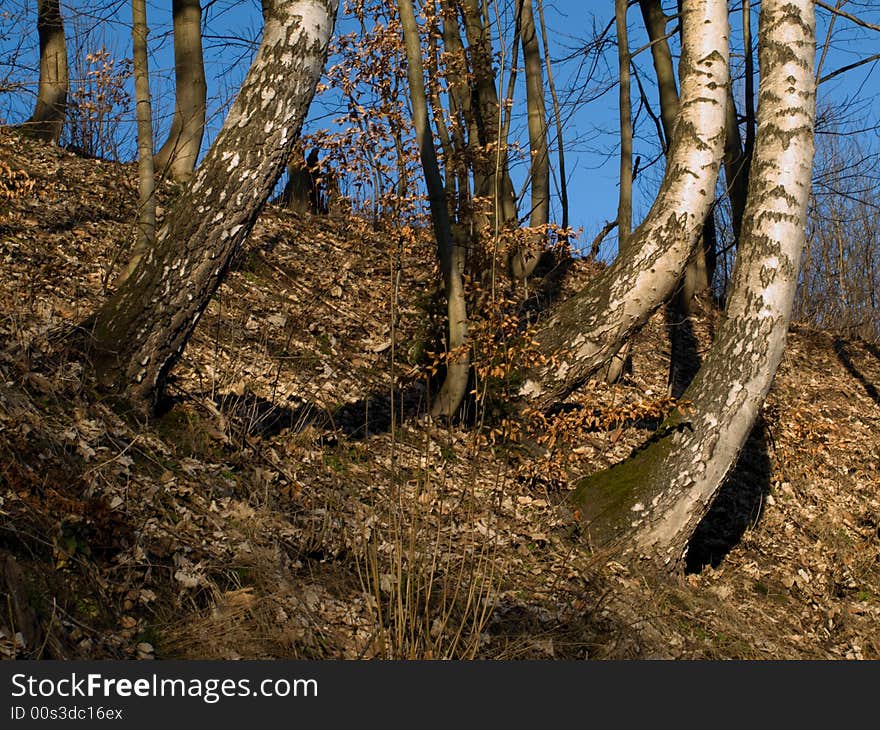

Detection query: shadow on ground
(685, 418), (772, 573)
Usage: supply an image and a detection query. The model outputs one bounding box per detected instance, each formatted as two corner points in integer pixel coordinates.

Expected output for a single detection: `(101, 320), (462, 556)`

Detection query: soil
(1, 128), (878, 660)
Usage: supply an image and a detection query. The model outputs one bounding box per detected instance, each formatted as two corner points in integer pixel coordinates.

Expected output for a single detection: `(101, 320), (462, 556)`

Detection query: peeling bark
(81, 0), (338, 413)
(522, 0), (729, 409)
(573, 0), (816, 570)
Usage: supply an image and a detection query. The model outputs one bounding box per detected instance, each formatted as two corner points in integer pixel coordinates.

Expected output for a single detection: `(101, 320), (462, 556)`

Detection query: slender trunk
(510, 0), (551, 279)
(398, 0), (469, 418)
(154, 0), (207, 181)
(522, 0), (729, 410)
(637, 0), (677, 148)
(572, 0), (816, 569)
(459, 0), (517, 227)
(723, 86), (749, 245)
(605, 0), (633, 385)
(82, 0), (339, 413)
(24, 0), (68, 143)
(536, 0), (567, 237)
(124, 0), (156, 284)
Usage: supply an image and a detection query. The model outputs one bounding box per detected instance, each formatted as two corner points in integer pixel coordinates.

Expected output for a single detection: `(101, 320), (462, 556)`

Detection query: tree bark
(521, 0), (729, 410)
(604, 0), (633, 386)
(459, 0), (518, 229)
(572, 0), (816, 569)
(154, 0), (207, 181)
(81, 0), (338, 413)
(398, 0), (469, 418)
(124, 0), (157, 284)
(24, 0), (68, 143)
(510, 0), (550, 280)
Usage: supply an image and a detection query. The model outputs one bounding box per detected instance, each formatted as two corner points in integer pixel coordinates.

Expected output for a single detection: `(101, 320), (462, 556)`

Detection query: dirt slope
(1, 128), (878, 659)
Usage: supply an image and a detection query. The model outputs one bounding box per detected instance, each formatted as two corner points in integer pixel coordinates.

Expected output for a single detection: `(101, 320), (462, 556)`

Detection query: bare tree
(81, 0), (339, 413)
(510, 0), (550, 280)
(521, 0), (729, 410)
(123, 0), (157, 286)
(153, 0), (207, 181)
(572, 0), (817, 569)
(398, 0), (469, 418)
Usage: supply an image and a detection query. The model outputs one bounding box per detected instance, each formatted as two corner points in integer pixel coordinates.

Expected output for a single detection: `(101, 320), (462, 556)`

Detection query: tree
(81, 0), (339, 413)
(572, 0), (816, 569)
(24, 0), (68, 143)
(153, 0), (207, 181)
(125, 0), (156, 285)
(521, 0), (729, 410)
(398, 0), (469, 418)
(510, 0), (550, 280)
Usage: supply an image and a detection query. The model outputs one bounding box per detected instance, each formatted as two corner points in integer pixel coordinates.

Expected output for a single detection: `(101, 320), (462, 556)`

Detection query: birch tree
(520, 0), (729, 410)
(572, 0), (816, 569)
(81, 0), (339, 413)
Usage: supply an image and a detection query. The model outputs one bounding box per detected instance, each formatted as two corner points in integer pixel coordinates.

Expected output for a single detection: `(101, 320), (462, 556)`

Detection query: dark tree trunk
(81, 0), (338, 413)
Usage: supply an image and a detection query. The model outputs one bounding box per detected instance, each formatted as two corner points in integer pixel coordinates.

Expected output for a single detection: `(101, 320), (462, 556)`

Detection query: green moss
(570, 410), (690, 545)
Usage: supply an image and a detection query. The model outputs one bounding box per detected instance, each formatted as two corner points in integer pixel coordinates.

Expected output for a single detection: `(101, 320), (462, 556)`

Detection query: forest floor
(2, 128), (879, 660)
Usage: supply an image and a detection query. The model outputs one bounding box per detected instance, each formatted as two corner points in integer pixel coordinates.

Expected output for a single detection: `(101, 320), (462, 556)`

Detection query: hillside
(1, 128), (879, 660)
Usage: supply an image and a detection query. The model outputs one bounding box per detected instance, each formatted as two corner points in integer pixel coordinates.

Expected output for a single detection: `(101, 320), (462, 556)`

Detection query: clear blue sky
(2, 0), (878, 255)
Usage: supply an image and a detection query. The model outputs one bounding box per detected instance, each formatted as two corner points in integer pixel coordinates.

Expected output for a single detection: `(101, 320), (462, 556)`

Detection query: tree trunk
(154, 0), (207, 181)
(124, 0), (157, 284)
(398, 0), (469, 418)
(572, 0), (816, 569)
(459, 0), (518, 229)
(510, 0), (550, 280)
(24, 0), (68, 143)
(521, 0), (729, 410)
(82, 0), (338, 413)
(604, 0), (633, 386)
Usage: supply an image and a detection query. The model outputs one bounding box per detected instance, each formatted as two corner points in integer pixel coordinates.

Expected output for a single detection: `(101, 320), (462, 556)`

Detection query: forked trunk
(521, 0), (729, 410)
(572, 0), (816, 569)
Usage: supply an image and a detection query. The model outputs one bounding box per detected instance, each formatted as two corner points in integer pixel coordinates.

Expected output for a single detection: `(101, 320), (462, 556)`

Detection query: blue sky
(2, 0), (878, 255)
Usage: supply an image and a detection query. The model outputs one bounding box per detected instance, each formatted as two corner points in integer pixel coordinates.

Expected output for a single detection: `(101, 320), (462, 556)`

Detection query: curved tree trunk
(25, 0), (68, 143)
(510, 0), (550, 280)
(572, 0), (816, 570)
(398, 0), (469, 418)
(81, 0), (338, 413)
(521, 0), (729, 410)
(153, 0), (207, 181)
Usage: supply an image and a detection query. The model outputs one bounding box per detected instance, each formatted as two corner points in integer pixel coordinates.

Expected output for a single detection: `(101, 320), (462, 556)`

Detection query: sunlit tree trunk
(82, 0), (338, 413)
(572, 0), (816, 570)
(604, 0), (633, 385)
(123, 0), (156, 284)
(459, 0), (518, 229)
(398, 0), (469, 418)
(522, 0), (729, 410)
(24, 0), (68, 143)
(510, 0), (550, 280)
(154, 0), (207, 181)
